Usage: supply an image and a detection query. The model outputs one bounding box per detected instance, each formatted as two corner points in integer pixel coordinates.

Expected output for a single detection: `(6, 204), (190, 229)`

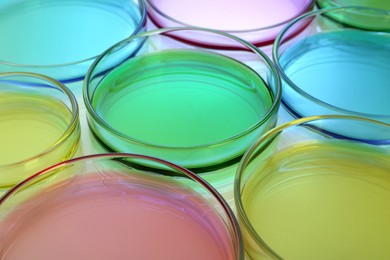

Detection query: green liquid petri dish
(315, 3), (390, 30)
(84, 28), (281, 202)
(0, 72), (80, 191)
(0, 0), (146, 83)
(235, 116), (390, 259)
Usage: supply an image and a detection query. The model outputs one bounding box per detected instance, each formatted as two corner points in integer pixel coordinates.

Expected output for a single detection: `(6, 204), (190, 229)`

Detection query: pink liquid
(148, 0), (313, 46)
(0, 172), (236, 259)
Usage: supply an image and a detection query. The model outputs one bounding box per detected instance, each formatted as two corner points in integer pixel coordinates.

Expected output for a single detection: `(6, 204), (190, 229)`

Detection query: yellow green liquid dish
(242, 140), (390, 259)
(0, 92), (76, 186)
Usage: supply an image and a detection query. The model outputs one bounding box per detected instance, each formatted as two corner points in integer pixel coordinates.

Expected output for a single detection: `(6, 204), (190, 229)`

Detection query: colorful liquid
(0, 1), (143, 80)
(241, 141), (390, 259)
(0, 92), (72, 165)
(279, 30), (390, 122)
(317, 0), (390, 10)
(147, 0), (312, 45)
(91, 49), (274, 168)
(0, 172), (236, 259)
(0, 92), (78, 187)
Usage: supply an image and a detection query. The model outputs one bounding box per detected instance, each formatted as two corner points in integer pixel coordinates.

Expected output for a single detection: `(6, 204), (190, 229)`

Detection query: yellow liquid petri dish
(0, 73), (80, 190)
(235, 116), (390, 259)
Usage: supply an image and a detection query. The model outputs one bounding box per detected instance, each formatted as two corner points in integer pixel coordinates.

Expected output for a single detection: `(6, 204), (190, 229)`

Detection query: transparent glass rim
(0, 153), (244, 259)
(0, 72), (79, 168)
(83, 27), (282, 150)
(146, 0), (316, 33)
(0, 0), (147, 69)
(234, 114), (390, 259)
(273, 6), (390, 119)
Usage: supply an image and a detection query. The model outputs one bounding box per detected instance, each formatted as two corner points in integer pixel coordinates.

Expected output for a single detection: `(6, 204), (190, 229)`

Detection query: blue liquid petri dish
(273, 7), (390, 126)
(0, 0), (146, 83)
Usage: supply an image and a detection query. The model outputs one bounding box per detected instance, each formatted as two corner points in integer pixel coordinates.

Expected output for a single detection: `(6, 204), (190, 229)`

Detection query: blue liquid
(0, 1), (144, 81)
(279, 30), (390, 122)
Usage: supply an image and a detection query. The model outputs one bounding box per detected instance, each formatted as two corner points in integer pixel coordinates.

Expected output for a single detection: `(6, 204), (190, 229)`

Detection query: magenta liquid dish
(146, 0), (314, 48)
(0, 154), (243, 260)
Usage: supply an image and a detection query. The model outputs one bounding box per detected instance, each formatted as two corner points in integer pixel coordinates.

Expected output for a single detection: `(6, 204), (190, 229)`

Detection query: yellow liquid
(0, 92), (78, 187)
(242, 141), (390, 259)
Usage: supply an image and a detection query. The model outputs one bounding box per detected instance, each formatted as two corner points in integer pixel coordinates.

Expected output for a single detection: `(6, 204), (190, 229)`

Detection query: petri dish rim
(273, 6), (390, 119)
(83, 27), (282, 150)
(0, 72), (79, 169)
(0, 152), (245, 259)
(234, 114), (390, 259)
(145, 0), (316, 33)
(0, 0), (147, 70)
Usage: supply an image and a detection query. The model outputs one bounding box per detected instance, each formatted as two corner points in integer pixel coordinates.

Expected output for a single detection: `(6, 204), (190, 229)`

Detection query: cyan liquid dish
(91, 49), (274, 170)
(0, 1), (144, 80)
(241, 140), (390, 259)
(279, 30), (390, 122)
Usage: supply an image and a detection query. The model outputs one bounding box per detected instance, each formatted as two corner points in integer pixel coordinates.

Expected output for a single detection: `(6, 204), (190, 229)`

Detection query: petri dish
(0, 154), (243, 260)
(317, 0), (390, 11)
(235, 115), (390, 259)
(0, 72), (80, 190)
(273, 7), (390, 124)
(84, 27), (281, 204)
(146, 0), (315, 48)
(0, 0), (146, 83)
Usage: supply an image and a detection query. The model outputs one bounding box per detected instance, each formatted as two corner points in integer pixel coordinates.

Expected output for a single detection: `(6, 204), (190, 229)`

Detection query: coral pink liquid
(0, 172), (236, 259)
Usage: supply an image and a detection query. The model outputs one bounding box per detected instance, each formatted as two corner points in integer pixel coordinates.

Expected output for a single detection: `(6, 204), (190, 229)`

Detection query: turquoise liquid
(0, 1), (143, 80)
(280, 30), (390, 123)
(90, 49), (275, 170)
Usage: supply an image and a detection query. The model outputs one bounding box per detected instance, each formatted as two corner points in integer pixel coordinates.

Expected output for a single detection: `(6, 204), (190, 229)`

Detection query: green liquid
(318, 0), (390, 9)
(316, 1), (390, 30)
(242, 141), (390, 259)
(91, 49), (273, 169)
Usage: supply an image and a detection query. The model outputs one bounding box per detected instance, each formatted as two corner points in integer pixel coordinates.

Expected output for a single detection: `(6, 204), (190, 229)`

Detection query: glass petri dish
(0, 0), (146, 83)
(317, 0), (390, 11)
(273, 7), (390, 124)
(146, 0), (315, 49)
(235, 115), (390, 259)
(0, 153), (243, 260)
(84, 27), (281, 204)
(0, 72), (80, 190)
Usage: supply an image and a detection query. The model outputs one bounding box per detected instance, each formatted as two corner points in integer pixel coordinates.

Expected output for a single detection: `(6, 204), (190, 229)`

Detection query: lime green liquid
(91, 49), (273, 168)
(0, 92), (77, 187)
(318, 0), (390, 9)
(242, 141), (390, 259)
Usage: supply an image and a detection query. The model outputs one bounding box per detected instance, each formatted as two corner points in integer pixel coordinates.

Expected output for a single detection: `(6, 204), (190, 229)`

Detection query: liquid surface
(148, 0), (311, 31)
(242, 141), (390, 259)
(280, 30), (390, 119)
(92, 49), (272, 148)
(0, 172), (235, 259)
(0, 1), (142, 65)
(318, 0), (390, 9)
(0, 92), (72, 165)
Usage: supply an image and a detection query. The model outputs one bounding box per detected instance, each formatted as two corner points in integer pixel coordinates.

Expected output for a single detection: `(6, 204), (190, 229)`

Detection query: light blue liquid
(0, 1), (143, 80)
(280, 30), (390, 122)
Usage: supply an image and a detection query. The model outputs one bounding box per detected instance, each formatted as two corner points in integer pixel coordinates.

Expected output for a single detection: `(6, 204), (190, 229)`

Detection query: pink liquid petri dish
(0, 154), (243, 260)
(146, 0), (315, 48)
